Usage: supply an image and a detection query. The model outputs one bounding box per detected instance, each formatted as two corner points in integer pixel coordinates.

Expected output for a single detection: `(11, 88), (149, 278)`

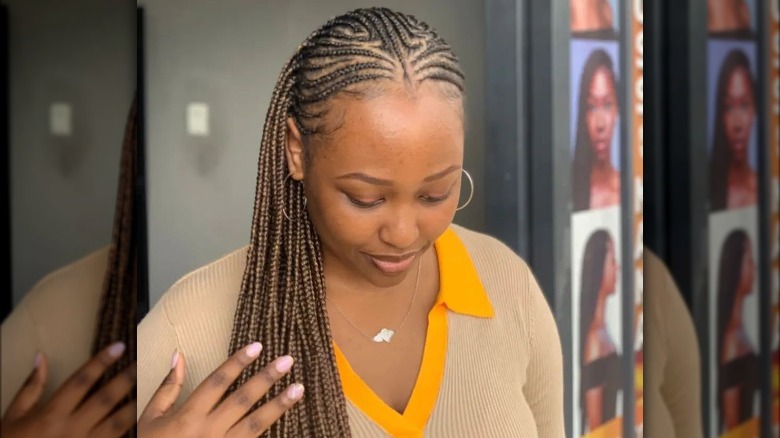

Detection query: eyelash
(346, 192), (452, 209)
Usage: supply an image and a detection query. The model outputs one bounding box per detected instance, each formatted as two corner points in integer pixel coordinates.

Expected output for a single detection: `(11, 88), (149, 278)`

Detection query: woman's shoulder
(450, 224), (534, 275)
(449, 224), (545, 312)
(146, 246), (249, 328)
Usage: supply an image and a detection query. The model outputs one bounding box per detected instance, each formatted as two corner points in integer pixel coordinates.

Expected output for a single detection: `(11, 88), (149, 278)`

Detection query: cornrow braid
(91, 97), (138, 436)
(227, 8), (464, 436)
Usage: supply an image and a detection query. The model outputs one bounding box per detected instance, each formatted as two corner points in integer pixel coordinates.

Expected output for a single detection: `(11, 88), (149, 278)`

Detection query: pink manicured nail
(107, 342), (126, 358)
(33, 352), (42, 369)
(171, 351), (179, 369)
(287, 383), (304, 400)
(246, 342), (263, 358)
(275, 355), (294, 373)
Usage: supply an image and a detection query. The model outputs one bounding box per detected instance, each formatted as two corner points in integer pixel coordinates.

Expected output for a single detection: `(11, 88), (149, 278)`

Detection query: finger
(211, 355), (295, 427)
(139, 350), (186, 421)
(74, 361), (136, 429)
(48, 342), (127, 414)
(2, 352), (48, 421)
(90, 399), (137, 438)
(184, 342), (262, 413)
(226, 383), (304, 438)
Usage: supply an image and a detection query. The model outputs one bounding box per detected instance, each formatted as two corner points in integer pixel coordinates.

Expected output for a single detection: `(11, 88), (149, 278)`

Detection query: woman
(137, 7), (564, 437)
(709, 49), (757, 211)
(579, 230), (621, 433)
(708, 0), (752, 38)
(570, 0), (616, 38)
(1, 99), (137, 436)
(572, 49), (621, 212)
(716, 230), (759, 432)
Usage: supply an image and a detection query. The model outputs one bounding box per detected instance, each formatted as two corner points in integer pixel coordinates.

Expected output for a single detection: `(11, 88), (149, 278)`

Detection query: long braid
(227, 8), (465, 436)
(90, 97), (138, 436)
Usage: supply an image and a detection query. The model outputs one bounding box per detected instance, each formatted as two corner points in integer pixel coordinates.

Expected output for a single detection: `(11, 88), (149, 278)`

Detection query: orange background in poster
(631, 0), (644, 433)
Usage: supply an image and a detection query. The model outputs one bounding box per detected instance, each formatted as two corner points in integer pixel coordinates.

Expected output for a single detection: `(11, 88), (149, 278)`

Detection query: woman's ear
(285, 118), (306, 181)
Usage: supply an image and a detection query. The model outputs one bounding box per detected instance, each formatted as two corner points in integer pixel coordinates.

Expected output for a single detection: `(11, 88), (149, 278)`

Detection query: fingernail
(275, 355), (294, 373)
(33, 352), (42, 369)
(107, 342), (126, 358)
(287, 383), (304, 400)
(246, 342), (263, 358)
(170, 351), (179, 369)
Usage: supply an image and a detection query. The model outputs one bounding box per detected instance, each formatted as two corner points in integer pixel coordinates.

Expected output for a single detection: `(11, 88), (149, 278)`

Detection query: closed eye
(347, 195), (383, 209)
(420, 193), (451, 204)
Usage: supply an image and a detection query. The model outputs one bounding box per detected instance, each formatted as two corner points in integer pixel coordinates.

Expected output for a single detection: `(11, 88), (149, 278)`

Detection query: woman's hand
(0, 342), (136, 438)
(138, 342), (304, 437)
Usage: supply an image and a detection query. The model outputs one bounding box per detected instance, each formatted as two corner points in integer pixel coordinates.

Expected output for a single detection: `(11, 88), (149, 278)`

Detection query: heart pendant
(372, 328), (394, 343)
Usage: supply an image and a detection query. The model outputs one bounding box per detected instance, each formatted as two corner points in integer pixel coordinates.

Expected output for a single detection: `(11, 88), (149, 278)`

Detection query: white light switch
(50, 103), (72, 136)
(187, 102), (210, 136)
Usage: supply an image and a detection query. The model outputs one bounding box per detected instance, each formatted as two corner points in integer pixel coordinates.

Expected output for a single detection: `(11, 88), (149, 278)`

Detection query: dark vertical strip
(135, 6), (149, 323)
(664, 0), (710, 433)
(484, 0), (528, 259)
(644, 0), (667, 263)
(527, 0), (571, 433)
(0, 5), (9, 322)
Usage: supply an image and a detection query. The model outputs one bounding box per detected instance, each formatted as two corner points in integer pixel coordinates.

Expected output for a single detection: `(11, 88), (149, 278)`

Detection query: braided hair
(227, 8), (464, 436)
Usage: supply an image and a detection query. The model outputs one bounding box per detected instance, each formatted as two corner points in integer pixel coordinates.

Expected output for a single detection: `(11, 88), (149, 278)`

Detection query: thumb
(140, 350), (186, 420)
(2, 352), (49, 421)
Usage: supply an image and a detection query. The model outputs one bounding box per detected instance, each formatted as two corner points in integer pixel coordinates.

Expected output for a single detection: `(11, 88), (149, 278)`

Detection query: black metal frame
(663, 0), (711, 433)
(0, 4), (9, 322)
(484, 0), (530, 260)
(136, 6), (149, 322)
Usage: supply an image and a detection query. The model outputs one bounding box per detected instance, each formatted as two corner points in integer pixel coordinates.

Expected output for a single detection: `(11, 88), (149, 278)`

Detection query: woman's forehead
(308, 88), (464, 162)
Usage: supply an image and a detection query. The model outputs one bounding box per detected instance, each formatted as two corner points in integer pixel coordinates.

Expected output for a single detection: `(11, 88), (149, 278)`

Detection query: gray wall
(8, 1), (135, 304)
(141, 0), (486, 305)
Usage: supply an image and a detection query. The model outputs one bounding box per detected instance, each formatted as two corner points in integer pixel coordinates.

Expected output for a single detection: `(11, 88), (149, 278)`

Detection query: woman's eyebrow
(336, 165), (461, 185)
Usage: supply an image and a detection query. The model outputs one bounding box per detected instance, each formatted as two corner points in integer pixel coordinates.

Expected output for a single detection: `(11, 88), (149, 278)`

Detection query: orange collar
(432, 227), (494, 318)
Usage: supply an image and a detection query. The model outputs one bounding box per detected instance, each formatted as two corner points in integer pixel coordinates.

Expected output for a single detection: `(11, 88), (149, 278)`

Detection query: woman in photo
(717, 230), (759, 432)
(708, 0), (752, 37)
(572, 49), (621, 212)
(709, 49), (757, 211)
(579, 229), (621, 433)
(137, 7), (564, 437)
(570, 0), (615, 37)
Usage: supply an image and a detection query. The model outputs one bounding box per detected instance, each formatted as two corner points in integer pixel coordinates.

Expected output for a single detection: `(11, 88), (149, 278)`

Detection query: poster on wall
(707, 3), (763, 434)
(572, 208), (624, 438)
(708, 210), (761, 438)
(570, 1), (628, 432)
(766, 0), (779, 433)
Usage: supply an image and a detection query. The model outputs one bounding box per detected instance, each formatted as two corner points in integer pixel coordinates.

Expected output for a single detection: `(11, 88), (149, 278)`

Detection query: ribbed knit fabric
(643, 249), (704, 438)
(137, 225), (565, 437)
(0, 247), (110, 416)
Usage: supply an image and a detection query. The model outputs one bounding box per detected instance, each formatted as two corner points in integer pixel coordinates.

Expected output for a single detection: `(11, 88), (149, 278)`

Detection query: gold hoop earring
(456, 169), (474, 211)
(282, 174), (307, 220)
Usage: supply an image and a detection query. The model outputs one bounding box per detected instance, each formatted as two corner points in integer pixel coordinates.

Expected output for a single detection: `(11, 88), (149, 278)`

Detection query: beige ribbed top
(643, 249), (704, 438)
(0, 247), (109, 416)
(137, 225), (565, 437)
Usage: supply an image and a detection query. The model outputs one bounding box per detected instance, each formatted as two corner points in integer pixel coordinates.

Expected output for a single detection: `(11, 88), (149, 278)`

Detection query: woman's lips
(365, 252), (418, 274)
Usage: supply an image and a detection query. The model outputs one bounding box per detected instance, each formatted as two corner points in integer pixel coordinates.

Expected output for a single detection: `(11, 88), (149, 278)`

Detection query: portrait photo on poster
(707, 40), (759, 212)
(570, 39), (622, 213)
(708, 0), (757, 38)
(708, 207), (762, 436)
(570, 0), (619, 38)
(571, 206), (624, 437)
